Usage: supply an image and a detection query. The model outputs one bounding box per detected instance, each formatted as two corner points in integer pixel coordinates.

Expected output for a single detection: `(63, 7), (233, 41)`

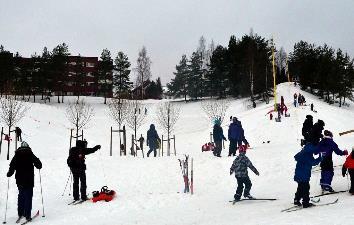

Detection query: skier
(213, 118), (226, 157)
(67, 140), (101, 201)
(301, 115), (313, 145)
(239, 122), (249, 148)
(146, 124), (161, 157)
(15, 127), (22, 142)
(293, 141), (322, 208)
(310, 103), (314, 112)
(342, 147), (354, 194)
(230, 145), (259, 201)
(318, 130), (348, 192)
(308, 119), (325, 145)
(228, 117), (241, 156)
(294, 93), (298, 107)
(6, 141), (42, 222)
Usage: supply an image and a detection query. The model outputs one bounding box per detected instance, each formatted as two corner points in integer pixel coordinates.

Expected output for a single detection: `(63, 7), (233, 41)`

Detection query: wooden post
(210, 132), (213, 143)
(69, 129), (73, 149)
(81, 130), (84, 141)
(173, 135), (176, 156)
(110, 126), (113, 156)
(0, 127), (3, 154)
(15, 130), (18, 150)
(123, 126), (126, 155)
(131, 134), (135, 156)
(161, 135), (164, 157)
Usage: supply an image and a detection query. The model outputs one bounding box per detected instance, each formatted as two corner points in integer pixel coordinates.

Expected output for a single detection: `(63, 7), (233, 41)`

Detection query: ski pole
(69, 172), (73, 196)
(62, 172), (72, 196)
(38, 170), (45, 217)
(2, 178), (10, 224)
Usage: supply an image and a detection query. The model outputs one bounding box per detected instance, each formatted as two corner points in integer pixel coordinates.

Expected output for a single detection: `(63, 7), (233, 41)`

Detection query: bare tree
(156, 102), (181, 155)
(201, 99), (230, 125)
(108, 98), (129, 147)
(66, 99), (94, 140)
(0, 96), (29, 160)
(125, 100), (146, 137)
(135, 46), (152, 99)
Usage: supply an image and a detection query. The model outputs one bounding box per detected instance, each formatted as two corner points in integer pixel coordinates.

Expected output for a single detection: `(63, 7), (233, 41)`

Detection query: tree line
(0, 44), (163, 104)
(168, 32), (354, 107)
(289, 41), (354, 107)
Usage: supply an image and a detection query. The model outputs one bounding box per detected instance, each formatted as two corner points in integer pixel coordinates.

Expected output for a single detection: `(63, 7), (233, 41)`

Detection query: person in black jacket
(302, 115), (313, 145)
(7, 141), (42, 222)
(146, 124), (161, 157)
(67, 140), (101, 201)
(213, 118), (227, 157)
(308, 119), (325, 145)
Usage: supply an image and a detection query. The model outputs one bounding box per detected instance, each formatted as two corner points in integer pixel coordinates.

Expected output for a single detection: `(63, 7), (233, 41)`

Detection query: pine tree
(52, 43), (70, 103)
(97, 49), (113, 104)
(187, 52), (203, 100)
(114, 51), (132, 100)
(167, 55), (189, 101)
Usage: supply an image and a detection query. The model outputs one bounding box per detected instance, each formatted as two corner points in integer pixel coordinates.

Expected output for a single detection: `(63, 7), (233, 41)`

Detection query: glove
(6, 171), (11, 177)
(230, 169), (233, 175)
(343, 150), (348, 155)
(255, 171), (260, 176)
(95, 145), (101, 150)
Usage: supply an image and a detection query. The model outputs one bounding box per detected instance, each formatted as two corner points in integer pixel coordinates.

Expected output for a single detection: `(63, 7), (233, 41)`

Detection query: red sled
(92, 186), (116, 202)
(202, 142), (215, 152)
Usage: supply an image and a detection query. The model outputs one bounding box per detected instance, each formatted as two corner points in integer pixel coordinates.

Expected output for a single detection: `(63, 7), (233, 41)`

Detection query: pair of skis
(68, 198), (90, 205)
(281, 198), (339, 212)
(230, 198), (277, 205)
(178, 155), (193, 194)
(15, 210), (40, 225)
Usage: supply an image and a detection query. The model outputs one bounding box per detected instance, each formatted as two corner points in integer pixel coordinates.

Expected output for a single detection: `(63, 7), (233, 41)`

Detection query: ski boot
(293, 199), (302, 206)
(303, 202), (315, 208)
(244, 194), (255, 199)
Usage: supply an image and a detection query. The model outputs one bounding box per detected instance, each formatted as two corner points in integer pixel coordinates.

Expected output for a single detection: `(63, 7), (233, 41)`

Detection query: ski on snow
(310, 190), (347, 198)
(72, 198), (91, 205)
(230, 198), (277, 205)
(20, 210), (39, 225)
(282, 198), (338, 212)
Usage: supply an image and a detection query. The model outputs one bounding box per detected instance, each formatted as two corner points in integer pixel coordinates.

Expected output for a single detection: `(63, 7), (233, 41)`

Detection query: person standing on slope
(146, 124), (161, 157)
(302, 115), (313, 146)
(342, 147), (354, 194)
(228, 117), (241, 156)
(7, 141), (42, 222)
(239, 122), (250, 148)
(293, 140), (322, 208)
(318, 130), (348, 192)
(308, 119), (325, 145)
(230, 145), (259, 201)
(67, 140), (101, 201)
(213, 118), (226, 157)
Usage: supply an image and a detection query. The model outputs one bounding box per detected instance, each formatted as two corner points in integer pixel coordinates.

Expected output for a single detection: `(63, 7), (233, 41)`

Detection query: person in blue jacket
(146, 124), (161, 157)
(228, 117), (241, 156)
(293, 142), (322, 208)
(318, 130), (348, 192)
(213, 118), (226, 157)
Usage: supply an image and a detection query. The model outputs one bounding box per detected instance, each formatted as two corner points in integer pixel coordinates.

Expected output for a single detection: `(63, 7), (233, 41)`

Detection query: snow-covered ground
(1, 82), (354, 225)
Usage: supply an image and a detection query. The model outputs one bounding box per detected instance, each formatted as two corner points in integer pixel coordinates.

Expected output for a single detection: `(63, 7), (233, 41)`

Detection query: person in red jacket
(342, 147), (354, 194)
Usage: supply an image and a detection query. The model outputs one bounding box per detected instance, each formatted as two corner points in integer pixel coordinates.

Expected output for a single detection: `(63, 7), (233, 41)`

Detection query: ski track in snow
(1, 83), (354, 225)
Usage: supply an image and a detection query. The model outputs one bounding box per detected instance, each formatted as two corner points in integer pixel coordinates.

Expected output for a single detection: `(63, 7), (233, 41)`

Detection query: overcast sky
(1, 0), (353, 84)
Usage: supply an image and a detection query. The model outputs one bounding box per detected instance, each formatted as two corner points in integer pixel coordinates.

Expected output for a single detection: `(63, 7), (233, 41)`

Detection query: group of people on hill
(211, 117), (249, 157)
(295, 115), (354, 208)
(294, 93), (306, 107)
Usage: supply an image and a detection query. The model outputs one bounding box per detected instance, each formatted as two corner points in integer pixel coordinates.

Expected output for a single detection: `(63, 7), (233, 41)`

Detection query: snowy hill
(1, 82), (354, 225)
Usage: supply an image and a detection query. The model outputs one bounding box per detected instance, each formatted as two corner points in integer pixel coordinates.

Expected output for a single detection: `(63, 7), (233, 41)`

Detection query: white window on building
(87, 72), (94, 77)
(86, 62), (95, 67)
(69, 62), (77, 66)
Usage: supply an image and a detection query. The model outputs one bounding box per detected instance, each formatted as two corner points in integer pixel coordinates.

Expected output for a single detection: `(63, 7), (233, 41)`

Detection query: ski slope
(1, 82), (354, 225)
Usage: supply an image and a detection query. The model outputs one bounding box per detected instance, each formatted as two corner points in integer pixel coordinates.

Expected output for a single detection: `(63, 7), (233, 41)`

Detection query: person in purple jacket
(318, 130), (348, 192)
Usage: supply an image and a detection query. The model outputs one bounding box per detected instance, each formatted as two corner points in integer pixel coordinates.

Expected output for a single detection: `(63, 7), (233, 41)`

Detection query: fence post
(0, 127), (3, 154)
(81, 130), (84, 141)
(69, 129), (73, 149)
(174, 135), (176, 156)
(110, 126), (113, 156)
(161, 135), (164, 157)
(123, 126), (126, 156)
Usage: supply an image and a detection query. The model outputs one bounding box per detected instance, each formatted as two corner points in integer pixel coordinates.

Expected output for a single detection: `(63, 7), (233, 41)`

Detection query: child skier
(318, 130), (348, 192)
(7, 141), (42, 222)
(293, 142), (322, 208)
(230, 145), (259, 201)
(342, 147), (354, 194)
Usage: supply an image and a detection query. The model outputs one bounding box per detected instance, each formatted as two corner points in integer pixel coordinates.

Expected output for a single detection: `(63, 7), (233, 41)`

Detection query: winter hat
(214, 118), (221, 126)
(76, 140), (87, 148)
(317, 120), (325, 127)
(323, 130), (333, 138)
(306, 115), (313, 120)
(239, 145), (247, 153)
(232, 117), (238, 123)
(21, 141), (29, 148)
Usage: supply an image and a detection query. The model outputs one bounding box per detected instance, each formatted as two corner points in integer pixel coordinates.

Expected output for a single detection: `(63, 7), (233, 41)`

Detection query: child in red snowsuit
(342, 147), (354, 194)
